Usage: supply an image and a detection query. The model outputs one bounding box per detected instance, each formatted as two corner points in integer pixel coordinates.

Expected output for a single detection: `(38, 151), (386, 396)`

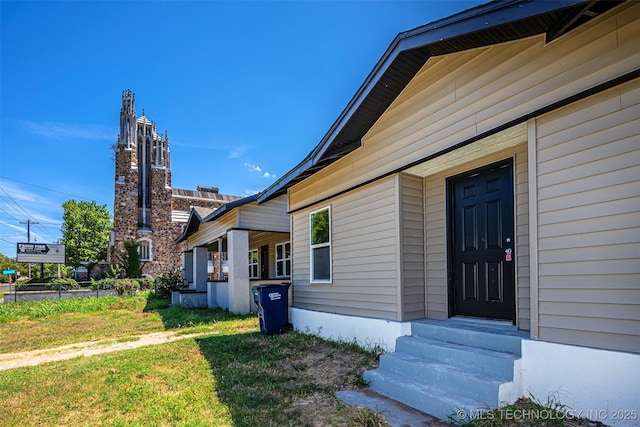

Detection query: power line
(0, 207), (21, 221)
(34, 224), (58, 240)
(0, 176), (111, 207)
(33, 224), (62, 229)
(0, 195), (24, 219)
(0, 186), (59, 241)
(0, 185), (35, 220)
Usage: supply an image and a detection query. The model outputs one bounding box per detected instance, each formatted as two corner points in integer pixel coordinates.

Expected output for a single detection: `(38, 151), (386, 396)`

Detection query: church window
(139, 240), (151, 261)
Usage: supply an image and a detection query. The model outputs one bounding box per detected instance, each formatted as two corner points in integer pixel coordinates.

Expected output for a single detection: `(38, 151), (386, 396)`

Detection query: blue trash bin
(252, 283), (291, 335)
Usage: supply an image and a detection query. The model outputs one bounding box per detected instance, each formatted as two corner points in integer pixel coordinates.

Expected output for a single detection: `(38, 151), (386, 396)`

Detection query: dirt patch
(282, 341), (389, 427)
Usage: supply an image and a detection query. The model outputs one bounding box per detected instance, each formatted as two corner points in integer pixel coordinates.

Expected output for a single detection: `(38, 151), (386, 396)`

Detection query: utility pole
(20, 219), (39, 243)
(20, 219), (39, 278)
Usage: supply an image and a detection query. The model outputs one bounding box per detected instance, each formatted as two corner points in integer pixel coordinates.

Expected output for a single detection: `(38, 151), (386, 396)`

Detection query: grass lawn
(0, 293), (387, 427)
(0, 293), (252, 353)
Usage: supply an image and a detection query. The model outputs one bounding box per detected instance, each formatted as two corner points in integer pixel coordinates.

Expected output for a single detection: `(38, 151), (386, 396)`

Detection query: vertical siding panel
(515, 150), (530, 330)
(425, 175), (448, 320)
(400, 173), (426, 320)
(535, 79), (640, 353)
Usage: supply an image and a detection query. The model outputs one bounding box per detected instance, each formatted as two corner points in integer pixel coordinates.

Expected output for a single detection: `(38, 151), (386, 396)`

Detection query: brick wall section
(110, 144), (138, 266)
(110, 142), (240, 277)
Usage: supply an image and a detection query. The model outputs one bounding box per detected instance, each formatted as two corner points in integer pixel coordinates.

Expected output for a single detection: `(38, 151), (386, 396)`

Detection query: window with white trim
(248, 249), (259, 279)
(276, 242), (291, 278)
(310, 206), (331, 283)
(139, 240), (151, 261)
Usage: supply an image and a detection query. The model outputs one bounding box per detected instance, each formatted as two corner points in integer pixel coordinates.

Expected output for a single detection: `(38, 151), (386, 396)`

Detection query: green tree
(0, 253), (26, 283)
(119, 240), (144, 278)
(61, 200), (112, 268)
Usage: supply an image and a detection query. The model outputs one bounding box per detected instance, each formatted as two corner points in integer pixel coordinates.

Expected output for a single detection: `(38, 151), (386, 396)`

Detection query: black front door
(449, 161), (515, 321)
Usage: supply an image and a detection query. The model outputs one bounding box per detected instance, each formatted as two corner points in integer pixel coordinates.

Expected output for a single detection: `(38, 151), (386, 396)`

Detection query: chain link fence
(4, 281), (118, 303)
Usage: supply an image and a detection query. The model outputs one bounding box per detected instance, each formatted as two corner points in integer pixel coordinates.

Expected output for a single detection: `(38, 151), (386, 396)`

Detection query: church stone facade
(109, 89), (242, 277)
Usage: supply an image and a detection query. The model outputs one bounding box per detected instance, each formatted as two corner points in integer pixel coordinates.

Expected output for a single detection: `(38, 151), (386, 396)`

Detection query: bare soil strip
(0, 330), (214, 371)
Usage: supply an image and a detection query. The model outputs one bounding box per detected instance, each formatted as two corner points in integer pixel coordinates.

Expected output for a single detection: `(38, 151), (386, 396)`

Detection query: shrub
(139, 277), (154, 291)
(50, 278), (80, 290)
(155, 269), (185, 298)
(90, 278), (117, 290)
(114, 279), (140, 296)
(91, 264), (121, 280)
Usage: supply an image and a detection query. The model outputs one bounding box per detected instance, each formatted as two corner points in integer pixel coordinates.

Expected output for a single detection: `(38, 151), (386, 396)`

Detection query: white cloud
(18, 120), (115, 141)
(244, 163), (262, 173)
(229, 146), (248, 158)
(0, 221), (27, 233)
(244, 163), (277, 179)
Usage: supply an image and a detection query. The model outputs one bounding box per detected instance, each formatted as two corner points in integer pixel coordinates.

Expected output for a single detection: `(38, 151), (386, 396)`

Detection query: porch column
(227, 229), (250, 314)
(182, 251), (193, 289)
(193, 246), (208, 292)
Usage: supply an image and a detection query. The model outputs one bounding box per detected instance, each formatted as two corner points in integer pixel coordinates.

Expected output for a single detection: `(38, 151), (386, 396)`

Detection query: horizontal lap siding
(535, 78), (640, 353)
(287, 3), (636, 330)
(188, 212), (238, 248)
(238, 196), (290, 233)
(189, 197), (289, 249)
(401, 174), (426, 320)
(289, 3), (638, 213)
(292, 176), (400, 320)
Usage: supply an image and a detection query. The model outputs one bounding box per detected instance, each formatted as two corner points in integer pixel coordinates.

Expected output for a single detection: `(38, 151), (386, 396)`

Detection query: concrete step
(411, 319), (524, 356)
(378, 352), (503, 406)
(395, 335), (517, 380)
(364, 369), (484, 422)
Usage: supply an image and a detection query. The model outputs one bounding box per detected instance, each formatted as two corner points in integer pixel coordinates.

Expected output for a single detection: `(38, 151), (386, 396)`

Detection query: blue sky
(0, 0), (483, 258)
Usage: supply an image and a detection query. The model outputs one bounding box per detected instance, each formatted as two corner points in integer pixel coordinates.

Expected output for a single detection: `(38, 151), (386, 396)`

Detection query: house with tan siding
(257, 0), (639, 423)
(175, 194), (290, 313)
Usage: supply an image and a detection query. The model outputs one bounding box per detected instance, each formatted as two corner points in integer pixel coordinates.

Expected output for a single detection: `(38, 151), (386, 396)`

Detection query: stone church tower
(109, 89), (241, 277)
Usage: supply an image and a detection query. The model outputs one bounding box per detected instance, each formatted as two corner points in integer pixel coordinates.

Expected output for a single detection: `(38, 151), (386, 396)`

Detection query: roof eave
(177, 195), (258, 242)
(258, 0), (620, 204)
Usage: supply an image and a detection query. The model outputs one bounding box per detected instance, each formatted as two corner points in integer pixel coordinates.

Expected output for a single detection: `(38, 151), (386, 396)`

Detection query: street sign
(2, 269), (16, 275)
(16, 243), (66, 264)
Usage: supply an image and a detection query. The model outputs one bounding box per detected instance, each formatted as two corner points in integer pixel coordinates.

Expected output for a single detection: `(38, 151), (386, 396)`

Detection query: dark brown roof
(173, 188), (242, 202)
(257, 0), (624, 203)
